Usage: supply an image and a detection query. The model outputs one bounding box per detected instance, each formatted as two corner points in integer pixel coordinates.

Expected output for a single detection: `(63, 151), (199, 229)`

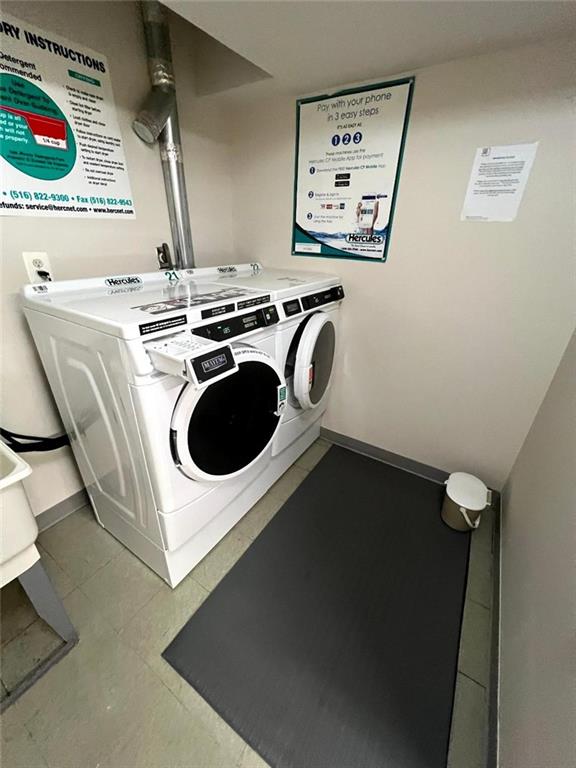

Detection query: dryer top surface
(214, 267), (339, 298)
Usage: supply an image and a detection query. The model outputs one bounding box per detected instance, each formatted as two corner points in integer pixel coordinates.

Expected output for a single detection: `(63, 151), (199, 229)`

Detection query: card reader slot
(144, 332), (237, 387)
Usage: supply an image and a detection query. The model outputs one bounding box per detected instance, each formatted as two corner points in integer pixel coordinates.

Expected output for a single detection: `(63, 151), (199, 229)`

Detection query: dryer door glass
(290, 313), (336, 410)
(184, 360), (281, 477)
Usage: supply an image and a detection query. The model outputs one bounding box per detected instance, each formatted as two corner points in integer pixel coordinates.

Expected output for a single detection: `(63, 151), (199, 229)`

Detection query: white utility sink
(0, 441), (39, 588)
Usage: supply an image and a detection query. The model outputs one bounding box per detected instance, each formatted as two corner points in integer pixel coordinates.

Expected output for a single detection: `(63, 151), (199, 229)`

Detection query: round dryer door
(291, 312), (336, 410)
(171, 346), (286, 482)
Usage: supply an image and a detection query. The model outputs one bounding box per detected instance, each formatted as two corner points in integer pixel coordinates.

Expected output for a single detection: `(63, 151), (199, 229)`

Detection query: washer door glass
(288, 312), (336, 410)
(172, 350), (283, 481)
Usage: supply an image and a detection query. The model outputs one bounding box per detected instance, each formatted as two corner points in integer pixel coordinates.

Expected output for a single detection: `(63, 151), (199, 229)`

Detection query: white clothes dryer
(206, 268), (344, 455)
(22, 263), (344, 586)
(275, 289), (343, 455)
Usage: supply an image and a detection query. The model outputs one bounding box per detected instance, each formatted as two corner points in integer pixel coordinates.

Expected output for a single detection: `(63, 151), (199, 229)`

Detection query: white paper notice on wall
(461, 142), (538, 223)
(0, 12), (135, 219)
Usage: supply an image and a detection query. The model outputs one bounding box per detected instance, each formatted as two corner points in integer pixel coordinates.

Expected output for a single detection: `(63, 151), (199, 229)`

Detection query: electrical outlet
(23, 251), (53, 283)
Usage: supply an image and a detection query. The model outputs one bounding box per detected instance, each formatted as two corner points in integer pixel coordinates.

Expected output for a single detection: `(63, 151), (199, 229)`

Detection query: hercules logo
(345, 233), (383, 244)
(105, 276), (143, 287)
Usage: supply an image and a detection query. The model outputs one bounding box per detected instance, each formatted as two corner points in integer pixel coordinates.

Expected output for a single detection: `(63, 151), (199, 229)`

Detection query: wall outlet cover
(23, 251), (53, 283)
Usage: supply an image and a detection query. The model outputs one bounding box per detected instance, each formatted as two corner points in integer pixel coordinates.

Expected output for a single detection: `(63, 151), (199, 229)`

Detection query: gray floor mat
(164, 446), (470, 768)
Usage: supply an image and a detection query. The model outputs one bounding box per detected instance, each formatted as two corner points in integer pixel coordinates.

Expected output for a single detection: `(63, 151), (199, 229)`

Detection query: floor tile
(36, 546), (75, 599)
(0, 719), (48, 768)
(467, 537), (493, 608)
(38, 512), (123, 587)
(37, 506), (93, 554)
(120, 570), (226, 739)
(59, 586), (117, 640)
(238, 744), (271, 768)
(234, 491), (284, 542)
(122, 577), (248, 764)
(100, 673), (244, 768)
(122, 576), (250, 760)
(458, 599), (492, 688)
(120, 572), (208, 661)
(147, 657), (249, 761)
(4, 589), (115, 726)
(474, 504), (495, 555)
(15, 623), (173, 767)
(447, 673), (488, 768)
(268, 464), (308, 504)
(295, 438), (331, 472)
(1, 618), (62, 691)
(81, 548), (166, 632)
(190, 530), (252, 593)
(1, 579), (37, 646)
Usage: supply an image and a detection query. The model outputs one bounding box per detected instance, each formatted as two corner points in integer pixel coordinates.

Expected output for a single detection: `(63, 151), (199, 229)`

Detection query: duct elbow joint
(133, 88), (176, 144)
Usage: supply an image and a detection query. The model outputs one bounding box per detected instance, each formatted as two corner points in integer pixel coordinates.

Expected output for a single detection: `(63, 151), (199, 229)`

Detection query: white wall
(0, 1), (236, 513)
(499, 331), (575, 767)
(227, 38), (576, 489)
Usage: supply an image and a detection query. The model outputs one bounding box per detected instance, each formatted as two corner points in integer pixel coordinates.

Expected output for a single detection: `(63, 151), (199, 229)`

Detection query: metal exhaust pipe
(134, 0), (195, 270)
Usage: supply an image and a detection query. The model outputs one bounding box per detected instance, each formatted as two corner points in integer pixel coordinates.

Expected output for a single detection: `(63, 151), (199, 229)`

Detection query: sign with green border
(293, 77), (414, 263)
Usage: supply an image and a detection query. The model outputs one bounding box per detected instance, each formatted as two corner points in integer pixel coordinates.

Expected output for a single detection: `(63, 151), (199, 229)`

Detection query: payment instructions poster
(293, 78), (413, 262)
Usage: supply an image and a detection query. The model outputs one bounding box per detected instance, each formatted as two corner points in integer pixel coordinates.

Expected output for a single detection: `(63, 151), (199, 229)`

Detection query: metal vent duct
(134, 0), (194, 270)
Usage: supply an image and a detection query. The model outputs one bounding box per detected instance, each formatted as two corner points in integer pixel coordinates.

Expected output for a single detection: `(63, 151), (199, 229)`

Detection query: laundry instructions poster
(0, 12), (135, 218)
(293, 78), (413, 262)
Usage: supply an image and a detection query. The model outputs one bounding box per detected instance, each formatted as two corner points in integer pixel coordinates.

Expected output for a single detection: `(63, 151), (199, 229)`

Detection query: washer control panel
(193, 304), (279, 342)
(145, 332), (237, 388)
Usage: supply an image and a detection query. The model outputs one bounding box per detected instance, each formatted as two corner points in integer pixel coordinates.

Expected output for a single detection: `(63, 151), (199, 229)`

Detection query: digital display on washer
(193, 305), (279, 342)
(191, 346), (235, 384)
(283, 299), (301, 317)
(242, 314), (259, 330)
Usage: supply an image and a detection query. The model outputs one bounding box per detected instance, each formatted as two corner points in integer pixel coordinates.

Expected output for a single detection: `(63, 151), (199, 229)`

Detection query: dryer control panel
(145, 332), (237, 388)
(300, 285), (345, 311)
(192, 304), (279, 342)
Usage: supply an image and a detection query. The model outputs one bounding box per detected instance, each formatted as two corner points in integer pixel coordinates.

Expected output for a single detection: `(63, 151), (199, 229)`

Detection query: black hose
(0, 427), (70, 453)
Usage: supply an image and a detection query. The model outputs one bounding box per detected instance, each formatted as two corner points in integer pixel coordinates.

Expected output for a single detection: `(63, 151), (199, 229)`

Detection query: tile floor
(448, 502), (496, 768)
(0, 439), (495, 768)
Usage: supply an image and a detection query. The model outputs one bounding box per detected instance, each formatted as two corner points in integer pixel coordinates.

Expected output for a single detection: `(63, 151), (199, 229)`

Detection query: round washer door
(171, 346), (285, 482)
(292, 312), (336, 410)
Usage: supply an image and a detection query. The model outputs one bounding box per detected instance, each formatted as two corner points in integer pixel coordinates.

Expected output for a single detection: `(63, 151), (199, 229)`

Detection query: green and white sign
(293, 78), (413, 262)
(0, 12), (135, 218)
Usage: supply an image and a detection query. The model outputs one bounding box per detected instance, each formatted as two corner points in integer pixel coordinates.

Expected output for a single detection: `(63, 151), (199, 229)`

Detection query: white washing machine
(22, 263), (344, 587)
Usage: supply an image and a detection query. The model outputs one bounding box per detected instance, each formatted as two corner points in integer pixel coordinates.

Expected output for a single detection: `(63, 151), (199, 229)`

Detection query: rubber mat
(163, 446), (470, 768)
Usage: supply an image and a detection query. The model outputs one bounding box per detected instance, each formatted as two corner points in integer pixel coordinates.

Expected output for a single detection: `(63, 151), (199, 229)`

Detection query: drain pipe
(133, 0), (195, 270)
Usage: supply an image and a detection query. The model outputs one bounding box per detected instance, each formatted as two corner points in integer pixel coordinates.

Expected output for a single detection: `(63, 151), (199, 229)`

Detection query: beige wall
(2, 4), (574, 514)
(499, 332), (576, 767)
(0, 1), (235, 513)
(227, 38), (576, 489)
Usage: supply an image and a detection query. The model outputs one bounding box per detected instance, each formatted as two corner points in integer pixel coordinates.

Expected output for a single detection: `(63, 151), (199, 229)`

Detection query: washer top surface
(22, 262), (341, 339)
